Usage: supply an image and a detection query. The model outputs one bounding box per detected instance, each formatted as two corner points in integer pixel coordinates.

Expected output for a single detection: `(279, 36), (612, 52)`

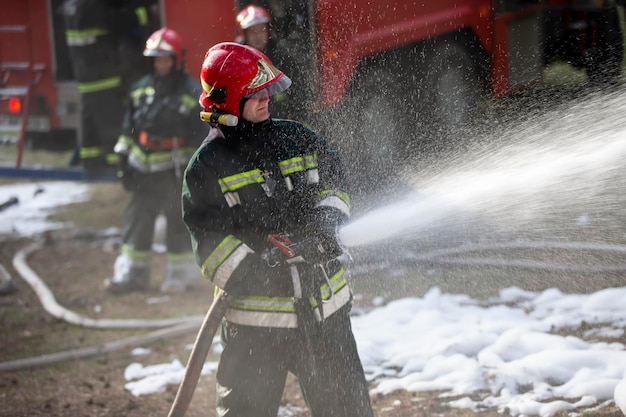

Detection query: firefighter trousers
(121, 169), (190, 254)
(215, 306), (375, 417)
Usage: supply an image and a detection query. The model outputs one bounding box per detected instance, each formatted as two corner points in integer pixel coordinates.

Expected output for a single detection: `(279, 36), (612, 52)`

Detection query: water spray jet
(338, 90), (626, 256)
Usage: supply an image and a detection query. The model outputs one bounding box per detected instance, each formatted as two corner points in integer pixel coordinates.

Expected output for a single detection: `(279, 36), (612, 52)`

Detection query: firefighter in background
(235, 4), (311, 122)
(62, 0), (158, 175)
(104, 27), (206, 293)
(182, 42), (374, 417)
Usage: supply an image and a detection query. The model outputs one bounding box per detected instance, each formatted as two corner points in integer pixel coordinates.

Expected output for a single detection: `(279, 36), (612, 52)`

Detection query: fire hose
(167, 290), (232, 417)
(0, 239), (205, 373)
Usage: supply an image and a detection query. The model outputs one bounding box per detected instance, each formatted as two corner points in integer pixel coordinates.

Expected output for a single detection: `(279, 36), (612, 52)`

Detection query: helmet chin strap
(239, 97), (250, 117)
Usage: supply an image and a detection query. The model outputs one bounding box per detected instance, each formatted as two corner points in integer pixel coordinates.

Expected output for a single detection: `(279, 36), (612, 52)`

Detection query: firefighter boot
(160, 253), (199, 293)
(104, 251), (151, 293)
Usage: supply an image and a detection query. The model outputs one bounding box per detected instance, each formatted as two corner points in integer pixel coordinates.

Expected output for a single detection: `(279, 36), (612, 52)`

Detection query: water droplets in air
(340, 88), (626, 248)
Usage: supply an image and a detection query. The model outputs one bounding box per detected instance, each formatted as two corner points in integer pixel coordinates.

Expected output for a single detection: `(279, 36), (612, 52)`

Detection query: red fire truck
(1, 0), (623, 182)
(0, 0), (231, 175)
(167, 0), (624, 185)
(1, 0), (76, 152)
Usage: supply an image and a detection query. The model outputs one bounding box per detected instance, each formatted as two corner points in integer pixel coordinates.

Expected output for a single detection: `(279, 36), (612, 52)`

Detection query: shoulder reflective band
(278, 154), (318, 176)
(218, 169), (264, 192)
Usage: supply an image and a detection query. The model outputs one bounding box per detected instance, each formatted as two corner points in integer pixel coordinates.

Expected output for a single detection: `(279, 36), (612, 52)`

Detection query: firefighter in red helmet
(142, 26), (185, 65)
(235, 4), (311, 122)
(104, 27), (207, 293)
(198, 42), (291, 119)
(183, 42), (375, 417)
(235, 4), (272, 52)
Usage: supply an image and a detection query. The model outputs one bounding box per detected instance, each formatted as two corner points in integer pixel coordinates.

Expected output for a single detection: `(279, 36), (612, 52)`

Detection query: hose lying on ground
(0, 240), (204, 373)
(0, 320), (201, 373)
(12, 241), (203, 329)
(4, 238), (626, 372)
(409, 241), (626, 273)
(349, 241), (626, 275)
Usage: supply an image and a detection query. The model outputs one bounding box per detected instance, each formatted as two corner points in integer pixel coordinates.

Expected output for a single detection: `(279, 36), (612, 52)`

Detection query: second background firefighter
(105, 27), (207, 294)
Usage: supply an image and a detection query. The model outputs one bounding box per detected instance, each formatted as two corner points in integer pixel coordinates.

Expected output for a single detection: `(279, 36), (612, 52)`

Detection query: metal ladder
(0, 22), (45, 168)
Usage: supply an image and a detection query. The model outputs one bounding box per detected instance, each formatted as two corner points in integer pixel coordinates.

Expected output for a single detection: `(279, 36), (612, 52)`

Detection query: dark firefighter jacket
(113, 71), (206, 173)
(62, 0), (153, 94)
(182, 120), (352, 328)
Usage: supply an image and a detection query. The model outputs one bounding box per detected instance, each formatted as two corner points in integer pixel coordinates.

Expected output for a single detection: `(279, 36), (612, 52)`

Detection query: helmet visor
(143, 49), (176, 57)
(245, 59), (292, 95)
(245, 73), (291, 99)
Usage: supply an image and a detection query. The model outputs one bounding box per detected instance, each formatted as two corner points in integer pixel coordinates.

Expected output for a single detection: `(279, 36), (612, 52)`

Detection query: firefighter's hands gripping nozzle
(262, 233), (344, 267)
(262, 234), (298, 267)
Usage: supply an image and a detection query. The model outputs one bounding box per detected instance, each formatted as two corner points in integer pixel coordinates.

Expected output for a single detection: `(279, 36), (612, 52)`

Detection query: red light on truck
(8, 97), (22, 114)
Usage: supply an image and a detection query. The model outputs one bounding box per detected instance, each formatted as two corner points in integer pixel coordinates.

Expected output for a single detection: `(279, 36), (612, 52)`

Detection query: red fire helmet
(199, 42), (291, 118)
(236, 4), (272, 30)
(143, 27), (184, 69)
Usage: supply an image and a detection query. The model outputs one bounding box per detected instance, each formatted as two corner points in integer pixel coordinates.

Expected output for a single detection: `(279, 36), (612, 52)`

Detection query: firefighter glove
(288, 233), (343, 265)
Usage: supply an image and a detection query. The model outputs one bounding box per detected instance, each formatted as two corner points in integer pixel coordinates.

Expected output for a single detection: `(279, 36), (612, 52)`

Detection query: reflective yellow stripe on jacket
(125, 144), (195, 173)
(201, 235), (254, 289)
(278, 153), (350, 216)
(79, 146), (118, 165)
(219, 169), (264, 192)
(278, 154), (318, 175)
(317, 189), (351, 217)
(279, 153), (319, 187)
(218, 169), (264, 207)
(115, 132), (196, 173)
(224, 267), (351, 328)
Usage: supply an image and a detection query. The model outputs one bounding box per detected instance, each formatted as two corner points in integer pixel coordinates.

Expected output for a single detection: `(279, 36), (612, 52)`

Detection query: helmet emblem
(248, 59), (281, 89)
